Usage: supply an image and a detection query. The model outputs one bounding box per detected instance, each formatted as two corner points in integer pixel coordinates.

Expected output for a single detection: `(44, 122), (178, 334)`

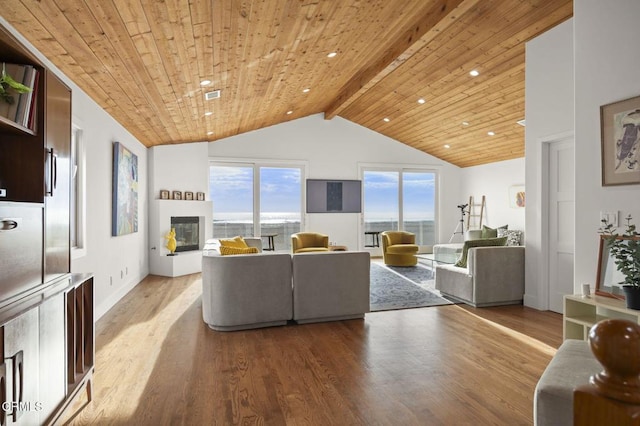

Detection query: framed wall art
(172, 191), (182, 200)
(600, 95), (640, 186)
(595, 235), (635, 299)
(112, 142), (138, 236)
(508, 185), (525, 208)
(160, 189), (169, 199)
(184, 191), (194, 200)
(196, 192), (205, 201)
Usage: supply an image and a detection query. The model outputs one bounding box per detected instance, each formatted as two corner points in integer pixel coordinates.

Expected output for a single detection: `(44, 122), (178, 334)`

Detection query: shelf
(563, 294), (640, 340)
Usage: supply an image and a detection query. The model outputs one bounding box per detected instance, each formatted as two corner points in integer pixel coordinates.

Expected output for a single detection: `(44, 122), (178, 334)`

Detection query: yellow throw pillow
(219, 236), (248, 249)
(219, 246), (259, 256)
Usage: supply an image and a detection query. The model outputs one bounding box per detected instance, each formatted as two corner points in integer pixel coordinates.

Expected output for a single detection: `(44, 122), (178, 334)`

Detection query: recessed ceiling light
(487, 131), (495, 136)
(444, 144), (450, 149)
(469, 70), (479, 77)
(327, 52), (337, 58)
(417, 98), (426, 104)
(383, 117), (390, 122)
(200, 80), (212, 86)
(286, 110), (293, 115)
(303, 88), (310, 93)
(462, 121), (469, 126)
(204, 112), (213, 116)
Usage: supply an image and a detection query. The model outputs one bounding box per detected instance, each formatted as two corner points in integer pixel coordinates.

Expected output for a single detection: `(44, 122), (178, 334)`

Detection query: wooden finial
(588, 319), (640, 404)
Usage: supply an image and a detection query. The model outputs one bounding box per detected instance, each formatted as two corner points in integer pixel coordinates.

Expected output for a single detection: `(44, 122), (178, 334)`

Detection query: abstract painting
(112, 142), (138, 236)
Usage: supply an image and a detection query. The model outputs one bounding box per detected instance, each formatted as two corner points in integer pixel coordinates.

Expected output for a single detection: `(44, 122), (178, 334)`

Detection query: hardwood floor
(64, 273), (562, 425)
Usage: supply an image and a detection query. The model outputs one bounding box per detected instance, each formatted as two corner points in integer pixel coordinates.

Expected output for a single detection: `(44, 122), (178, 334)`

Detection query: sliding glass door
(209, 164), (254, 238)
(209, 162), (303, 251)
(259, 167), (302, 251)
(362, 168), (437, 248)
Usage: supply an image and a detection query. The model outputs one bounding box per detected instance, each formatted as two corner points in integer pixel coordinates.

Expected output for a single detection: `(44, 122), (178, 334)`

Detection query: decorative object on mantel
(600, 94), (640, 186)
(508, 185), (525, 208)
(184, 191), (193, 200)
(111, 141), (138, 236)
(598, 215), (640, 309)
(159, 189), (169, 199)
(196, 191), (205, 201)
(172, 190), (182, 200)
(165, 228), (177, 256)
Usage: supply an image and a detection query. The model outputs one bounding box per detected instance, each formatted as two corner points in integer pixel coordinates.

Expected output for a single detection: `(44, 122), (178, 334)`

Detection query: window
(71, 124), (86, 257)
(209, 162), (304, 251)
(362, 168), (437, 248)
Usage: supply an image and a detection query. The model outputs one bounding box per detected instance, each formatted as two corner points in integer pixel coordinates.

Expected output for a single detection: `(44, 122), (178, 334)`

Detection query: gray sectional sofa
(201, 249), (370, 331)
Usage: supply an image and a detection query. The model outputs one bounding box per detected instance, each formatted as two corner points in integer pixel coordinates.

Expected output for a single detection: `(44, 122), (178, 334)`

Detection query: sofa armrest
(468, 246), (524, 306)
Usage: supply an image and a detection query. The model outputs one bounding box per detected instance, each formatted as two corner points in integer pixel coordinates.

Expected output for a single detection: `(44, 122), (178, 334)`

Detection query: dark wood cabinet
(0, 22), (93, 426)
(44, 72), (71, 283)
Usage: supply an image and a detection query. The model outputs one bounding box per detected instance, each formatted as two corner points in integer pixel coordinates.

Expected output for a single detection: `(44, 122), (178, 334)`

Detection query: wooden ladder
(466, 195), (485, 230)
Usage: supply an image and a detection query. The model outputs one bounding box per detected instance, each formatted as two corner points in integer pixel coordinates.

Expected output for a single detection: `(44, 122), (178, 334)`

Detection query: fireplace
(171, 216), (200, 252)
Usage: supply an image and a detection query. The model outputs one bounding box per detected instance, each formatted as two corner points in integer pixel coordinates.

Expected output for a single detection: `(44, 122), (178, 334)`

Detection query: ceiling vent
(205, 90), (221, 101)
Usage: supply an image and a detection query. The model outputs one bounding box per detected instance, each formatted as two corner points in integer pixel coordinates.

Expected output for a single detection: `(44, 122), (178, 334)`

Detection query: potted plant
(0, 63), (31, 105)
(599, 215), (640, 309)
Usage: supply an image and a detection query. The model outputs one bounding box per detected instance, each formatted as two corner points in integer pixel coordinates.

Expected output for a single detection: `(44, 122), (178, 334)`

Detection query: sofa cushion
(219, 246), (259, 255)
(497, 228), (523, 246)
(219, 235), (249, 249)
(387, 244), (419, 254)
(481, 224), (508, 239)
(455, 236), (507, 268)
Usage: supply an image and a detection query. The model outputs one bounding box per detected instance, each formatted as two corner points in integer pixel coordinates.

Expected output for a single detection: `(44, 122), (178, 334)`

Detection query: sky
(209, 166), (435, 221)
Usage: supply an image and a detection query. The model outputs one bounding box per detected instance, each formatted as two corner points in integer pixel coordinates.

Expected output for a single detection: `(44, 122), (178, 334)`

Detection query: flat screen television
(306, 179), (362, 213)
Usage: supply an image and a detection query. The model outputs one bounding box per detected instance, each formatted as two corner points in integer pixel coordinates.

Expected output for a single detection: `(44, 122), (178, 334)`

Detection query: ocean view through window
(363, 169), (436, 246)
(210, 163), (303, 251)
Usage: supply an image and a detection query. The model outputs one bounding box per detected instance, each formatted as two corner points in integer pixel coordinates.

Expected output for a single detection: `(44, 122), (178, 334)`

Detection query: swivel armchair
(291, 232), (330, 253)
(381, 231), (419, 266)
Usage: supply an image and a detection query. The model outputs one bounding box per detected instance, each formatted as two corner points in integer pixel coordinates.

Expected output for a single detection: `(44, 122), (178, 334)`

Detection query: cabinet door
(39, 292), (66, 423)
(44, 71), (71, 282)
(4, 308), (39, 425)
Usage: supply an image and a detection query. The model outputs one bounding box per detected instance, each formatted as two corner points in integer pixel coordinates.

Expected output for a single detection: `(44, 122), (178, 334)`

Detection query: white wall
(460, 158), (526, 232)
(1, 18), (149, 320)
(524, 19), (574, 309)
(208, 114), (462, 250)
(574, 0), (640, 291)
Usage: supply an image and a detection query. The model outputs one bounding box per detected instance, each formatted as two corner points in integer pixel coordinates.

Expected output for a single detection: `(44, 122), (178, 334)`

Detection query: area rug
(370, 263), (452, 312)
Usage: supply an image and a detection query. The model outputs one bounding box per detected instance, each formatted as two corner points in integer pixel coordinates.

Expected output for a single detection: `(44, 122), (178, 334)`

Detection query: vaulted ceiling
(2, 0), (572, 167)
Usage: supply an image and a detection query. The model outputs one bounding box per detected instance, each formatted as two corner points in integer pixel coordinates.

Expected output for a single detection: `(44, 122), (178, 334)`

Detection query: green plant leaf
(0, 72), (31, 94)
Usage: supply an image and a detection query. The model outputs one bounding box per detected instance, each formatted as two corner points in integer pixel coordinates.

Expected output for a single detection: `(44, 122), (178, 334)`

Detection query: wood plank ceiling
(1, 0), (572, 167)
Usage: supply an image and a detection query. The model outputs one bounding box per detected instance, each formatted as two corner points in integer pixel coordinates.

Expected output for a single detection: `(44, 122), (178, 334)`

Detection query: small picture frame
(185, 191), (194, 201)
(159, 189), (169, 200)
(196, 192), (205, 201)
(600, 94), (640, 186)
(172, 190), (182, 200)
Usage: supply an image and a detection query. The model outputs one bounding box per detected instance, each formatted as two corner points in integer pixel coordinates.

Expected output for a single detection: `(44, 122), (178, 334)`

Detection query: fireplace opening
(171, 216), (199, 252)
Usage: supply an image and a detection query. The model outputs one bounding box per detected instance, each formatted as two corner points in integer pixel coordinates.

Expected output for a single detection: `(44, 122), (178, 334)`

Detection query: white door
(548, 139), (575, 313)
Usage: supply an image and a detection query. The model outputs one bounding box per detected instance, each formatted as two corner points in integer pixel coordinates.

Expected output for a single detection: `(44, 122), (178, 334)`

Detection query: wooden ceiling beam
(324, 0), (480, 120)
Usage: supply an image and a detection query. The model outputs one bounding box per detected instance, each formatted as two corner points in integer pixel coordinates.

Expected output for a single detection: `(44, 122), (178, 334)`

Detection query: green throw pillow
(454, 236), (508, 268)
(481, 224), (508, 239)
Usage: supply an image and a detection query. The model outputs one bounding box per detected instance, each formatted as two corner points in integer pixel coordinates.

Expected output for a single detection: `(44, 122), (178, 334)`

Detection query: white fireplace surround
(149, 199), (213, 277)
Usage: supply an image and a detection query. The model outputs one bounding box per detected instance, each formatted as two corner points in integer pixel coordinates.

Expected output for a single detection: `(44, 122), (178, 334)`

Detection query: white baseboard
(95, 273), (148, 320)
